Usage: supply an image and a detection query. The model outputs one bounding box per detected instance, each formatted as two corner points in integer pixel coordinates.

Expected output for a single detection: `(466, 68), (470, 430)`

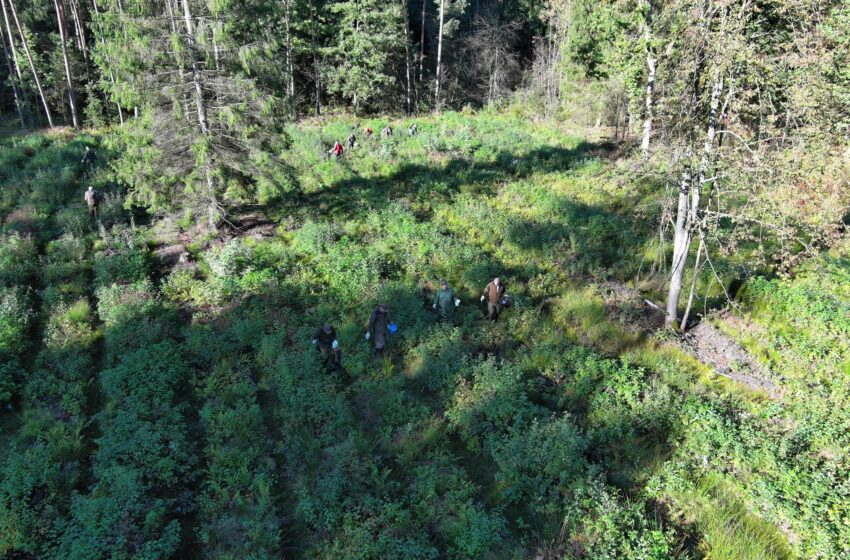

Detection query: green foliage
(0, 233), (38, 287)
(65, 342), (195, 559)
(0, 287), (33, 355)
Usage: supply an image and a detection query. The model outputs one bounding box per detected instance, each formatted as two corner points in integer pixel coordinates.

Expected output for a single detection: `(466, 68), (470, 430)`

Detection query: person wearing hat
(480, 277), (507, 321)
(365, 303), (390, 356)
(432, 279), (459, 321)
(312, 323), (341, 369)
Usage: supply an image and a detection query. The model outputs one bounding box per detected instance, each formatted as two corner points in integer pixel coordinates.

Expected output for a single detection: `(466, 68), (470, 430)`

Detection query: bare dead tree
(465, 17), (520, 105)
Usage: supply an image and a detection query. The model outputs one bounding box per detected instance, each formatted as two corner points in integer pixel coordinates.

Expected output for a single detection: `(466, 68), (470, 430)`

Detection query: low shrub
(0, 287), (33, 355)
(0, 233), (38, 287)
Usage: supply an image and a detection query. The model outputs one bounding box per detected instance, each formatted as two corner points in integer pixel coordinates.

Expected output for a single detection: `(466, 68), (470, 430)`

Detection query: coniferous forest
(0, 0), (849, 558)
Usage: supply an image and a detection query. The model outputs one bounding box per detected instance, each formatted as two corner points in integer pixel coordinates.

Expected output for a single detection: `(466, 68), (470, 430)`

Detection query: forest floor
(0, 112), (846, 559)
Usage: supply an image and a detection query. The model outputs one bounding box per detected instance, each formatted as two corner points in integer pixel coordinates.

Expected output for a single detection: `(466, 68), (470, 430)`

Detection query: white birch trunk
(53, 0), (80, 128)
(8, 0), (54, 127)
(0, 18), (25, 127)
(640, 0), (656, 157)
(434, 0), (445, 109)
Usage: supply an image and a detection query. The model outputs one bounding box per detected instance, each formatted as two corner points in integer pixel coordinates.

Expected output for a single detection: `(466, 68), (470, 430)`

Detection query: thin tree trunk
(418, 0), (426, 82)
(434, 0), (445, 109)
(665, 71), (723, 328)
(283, 0), (295, 115)
(307, 0), (321, 115)
(665, 167), (692, 327)
(91, 0), (124, 124)
(54, 0), (80, 128)
(680, 233), (704, 331)
(8, 0), (54, 127)
(164, 0), (191, 123)
(69, 0), (88, 63)
(180, 0), (209, 135)
(0, 18), (25, 127)
(640, 0), (655, 158)
(180, 0), (218, 228)
(401, 0), (412, 113)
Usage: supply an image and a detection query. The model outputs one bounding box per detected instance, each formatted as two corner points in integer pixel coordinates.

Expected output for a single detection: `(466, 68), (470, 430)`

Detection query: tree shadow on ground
(291, 141), (608, 220)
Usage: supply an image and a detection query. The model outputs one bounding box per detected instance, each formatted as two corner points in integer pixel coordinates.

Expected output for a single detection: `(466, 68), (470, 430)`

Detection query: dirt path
(681, 319), (780, 398)
(602, 281), (780, 399)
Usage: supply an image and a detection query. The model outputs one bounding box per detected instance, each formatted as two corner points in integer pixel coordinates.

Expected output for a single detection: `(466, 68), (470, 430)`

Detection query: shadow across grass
(295, 142), (606, 220)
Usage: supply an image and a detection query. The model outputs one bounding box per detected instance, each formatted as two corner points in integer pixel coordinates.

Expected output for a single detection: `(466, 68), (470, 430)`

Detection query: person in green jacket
(432, 279), (459, 321)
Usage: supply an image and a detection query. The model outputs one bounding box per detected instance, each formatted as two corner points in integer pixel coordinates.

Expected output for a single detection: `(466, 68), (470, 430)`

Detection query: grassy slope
(0, 113), (845, 559)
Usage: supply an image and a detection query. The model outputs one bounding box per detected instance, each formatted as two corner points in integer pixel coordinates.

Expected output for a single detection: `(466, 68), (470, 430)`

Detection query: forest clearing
(0, 0), (849, 558)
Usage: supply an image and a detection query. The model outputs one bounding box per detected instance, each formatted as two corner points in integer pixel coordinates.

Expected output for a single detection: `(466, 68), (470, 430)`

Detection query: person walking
(347, 133), (356, 149)
(84, 186), (99, 219)
(328, 141), (344, 160)
(312, 323), (341, 370)
(81, 146), (96, 172)
(382, 125), (393, 138)
(480, 277), (507, 321)
(432, 279), (459, 321)
(365, 303), (391, 356)
(408, 123), (417, 136)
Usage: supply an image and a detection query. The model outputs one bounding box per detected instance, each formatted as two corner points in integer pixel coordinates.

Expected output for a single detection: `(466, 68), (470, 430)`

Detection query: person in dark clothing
(381, 125), (393, 137)
(365, 303), (390, 356)
(432, 279), (459, 321)
(480, 277), (506, 321)
(81, 146), (96, 171)
(312, 323), (341, 369)
(348, 133), (356, 149)
(408, 123), (417, 136)
(84, 186), (99, 219)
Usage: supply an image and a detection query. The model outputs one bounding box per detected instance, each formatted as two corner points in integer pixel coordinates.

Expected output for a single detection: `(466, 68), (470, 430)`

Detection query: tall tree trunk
(283, 0), (295, 115)
(401, 0), (412, 113)
(680, 233), (704, 331)
(665, 167), (693, 327)
(68, 0), (88, 63)
(665, 71), (723, 328)
(180, 0), (218, 228)
(640, 0), (655, 158)
(91, 0), (124, 124)
(180, 0), (208, 134)
(0, 18), (25, 127)
(8, 0), (54, 127)
(164, 0), (191, 123)
(54, 0), (80, 128)
(307, 0), (321, 115)
(418, 0), (426, 83)
(434, 0), (444, 109)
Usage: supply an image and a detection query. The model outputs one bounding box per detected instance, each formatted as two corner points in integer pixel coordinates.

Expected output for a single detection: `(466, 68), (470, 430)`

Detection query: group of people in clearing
(312, 277), (509, 371)
(329, 122), (418, 160)
(78, 145), (508, 377)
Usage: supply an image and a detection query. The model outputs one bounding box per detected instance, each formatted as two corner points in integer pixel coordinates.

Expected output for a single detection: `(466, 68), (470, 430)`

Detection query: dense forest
(0, 0), (849, 558)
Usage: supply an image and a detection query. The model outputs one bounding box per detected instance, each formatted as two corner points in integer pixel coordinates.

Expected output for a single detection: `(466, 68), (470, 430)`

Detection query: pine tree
(326, 0), (404, 112)
(94, 0), (290, 227)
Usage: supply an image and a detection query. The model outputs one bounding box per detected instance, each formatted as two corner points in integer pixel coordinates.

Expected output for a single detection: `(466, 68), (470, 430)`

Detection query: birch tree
(53, 0), (81, 128)
(6, 0), (54, 127)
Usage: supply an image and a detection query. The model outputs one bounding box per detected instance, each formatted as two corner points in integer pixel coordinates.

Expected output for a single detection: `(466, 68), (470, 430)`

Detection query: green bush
(94, 246), (150, 286)
(0, 286), (33, 355)
(0, 233), (38, 287)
